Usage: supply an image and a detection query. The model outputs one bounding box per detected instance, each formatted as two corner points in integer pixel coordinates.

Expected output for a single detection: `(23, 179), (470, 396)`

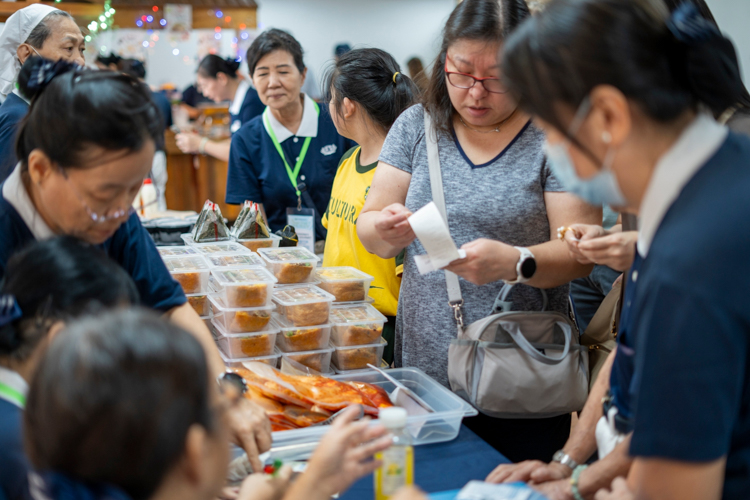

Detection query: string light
(160, 19), (167, 26)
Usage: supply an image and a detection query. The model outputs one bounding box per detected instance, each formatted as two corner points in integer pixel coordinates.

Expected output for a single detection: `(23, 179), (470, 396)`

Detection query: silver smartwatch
(552, 449), (579, 471)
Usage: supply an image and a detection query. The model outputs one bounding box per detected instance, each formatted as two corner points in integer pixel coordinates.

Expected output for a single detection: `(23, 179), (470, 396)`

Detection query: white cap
(378, 407), (407, 429)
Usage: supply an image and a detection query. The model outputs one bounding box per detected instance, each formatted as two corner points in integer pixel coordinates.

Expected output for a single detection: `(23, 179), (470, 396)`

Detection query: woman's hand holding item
(238, 468), (294, 500)
(532, 479), (575, 500)
(176, 132), (204, 154)
(563, 224), (637, 272)
(374, 203), (416, 249)
(444, 239), (520, 285)
(227, 398), (273, 474)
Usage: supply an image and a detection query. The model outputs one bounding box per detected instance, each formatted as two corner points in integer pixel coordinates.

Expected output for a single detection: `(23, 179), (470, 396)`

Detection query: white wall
(255, 0), (457, 97)
(705, 0), (750, 86)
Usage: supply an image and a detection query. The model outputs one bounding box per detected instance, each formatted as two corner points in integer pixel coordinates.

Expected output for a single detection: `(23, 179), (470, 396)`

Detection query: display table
(340, 425), (510, 500)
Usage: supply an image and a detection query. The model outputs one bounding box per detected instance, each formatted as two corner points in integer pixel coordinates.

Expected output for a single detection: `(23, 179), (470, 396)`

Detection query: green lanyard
(263, 101), (320, 202)
(0, 381), (25, 408)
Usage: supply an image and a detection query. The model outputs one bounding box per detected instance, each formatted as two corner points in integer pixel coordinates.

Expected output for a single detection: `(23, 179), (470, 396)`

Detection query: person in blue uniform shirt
(227, 29), (355, 243)
(504, 1), (750, 499)
(0, 237), (138, 500)
(1, 57), (273, 472)
(0, 5), (85, 183)
(175, 55), (264, 162)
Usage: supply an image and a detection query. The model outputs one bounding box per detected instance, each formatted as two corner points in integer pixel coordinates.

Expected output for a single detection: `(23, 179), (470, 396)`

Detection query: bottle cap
(143, 178), (153, 185)
(378, 407), (407, 429)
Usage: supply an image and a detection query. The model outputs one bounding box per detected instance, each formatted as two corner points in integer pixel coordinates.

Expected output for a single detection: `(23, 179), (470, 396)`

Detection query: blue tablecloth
(340, 425), (510, 500)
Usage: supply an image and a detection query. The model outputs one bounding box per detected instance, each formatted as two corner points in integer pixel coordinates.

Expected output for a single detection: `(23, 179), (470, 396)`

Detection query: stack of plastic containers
(161, 253), (212, 328)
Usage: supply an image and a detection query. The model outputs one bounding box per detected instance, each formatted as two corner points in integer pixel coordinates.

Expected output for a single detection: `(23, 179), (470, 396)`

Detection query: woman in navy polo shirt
(0, 5), (85, 183)
(175, 55), (264, 162)
(503, 1), (750, 499)
(227, 29), (355, 243)
(0, 57), (272, 471)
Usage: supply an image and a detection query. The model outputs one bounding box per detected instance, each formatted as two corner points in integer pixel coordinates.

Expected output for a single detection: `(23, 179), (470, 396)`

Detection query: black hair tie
(666, 3), (744, 113)
(25, 57), (82, 95)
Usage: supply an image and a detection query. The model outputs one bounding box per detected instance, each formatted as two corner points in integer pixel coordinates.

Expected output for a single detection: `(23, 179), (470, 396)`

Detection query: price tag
(286, 207), (315, 253)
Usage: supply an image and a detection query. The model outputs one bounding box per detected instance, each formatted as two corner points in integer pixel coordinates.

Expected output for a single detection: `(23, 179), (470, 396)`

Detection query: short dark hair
(0, 237), (138, 362)
(95, 52), (122, 68)
(24, 309), (215, 500)
(120, 58), (147, 80)
(197, 54), (240, 79)
(246, 28), (305, 76)
(324, 48), (419, 133)
(15, 57), (163, 170)
(24, 11), (74, 49)
(502, 0), (748, 137)
(424, 0), (530, 136)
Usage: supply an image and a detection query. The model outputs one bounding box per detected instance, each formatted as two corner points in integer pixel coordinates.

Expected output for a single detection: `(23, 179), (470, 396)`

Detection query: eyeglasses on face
(444, 56), (508, 94)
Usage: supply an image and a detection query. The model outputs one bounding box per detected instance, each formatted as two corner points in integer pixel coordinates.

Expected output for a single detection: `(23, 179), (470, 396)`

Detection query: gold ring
(557, 226), (570, 240)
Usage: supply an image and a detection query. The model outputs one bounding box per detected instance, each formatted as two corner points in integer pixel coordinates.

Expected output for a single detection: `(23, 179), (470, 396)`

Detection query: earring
(602, 131), (612, 144)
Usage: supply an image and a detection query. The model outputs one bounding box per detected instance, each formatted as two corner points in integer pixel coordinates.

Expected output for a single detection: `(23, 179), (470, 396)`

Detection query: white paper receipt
(408, 201), (466, 275)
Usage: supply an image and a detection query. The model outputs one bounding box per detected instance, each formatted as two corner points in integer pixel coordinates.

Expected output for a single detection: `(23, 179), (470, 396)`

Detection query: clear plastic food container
(164, 255), (210, 294)
(274, 315), (332, 352)
(315, 267), (374, 302)
(208, 267), (277, 308)
(213, 319), (279, 358)
(331, 337), (388, 372)
(191, 241), (252, 256)
(219, 346), (281, 369)
(279, 346), (334, 373)
(206, 252), (265, 269)
(209, 295), (275, 333)
(329, 303), (387, 346)
(258, 247), (319, 284)
(157, 246), (198, 257)
(186, 293), (209, 316)
(272, 285), (335, 327)
(235, 234), (282, 253)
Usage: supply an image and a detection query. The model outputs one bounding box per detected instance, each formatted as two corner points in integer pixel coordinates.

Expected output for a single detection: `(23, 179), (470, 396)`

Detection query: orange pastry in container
(186, 294), (208, 316)
(209, 267), (277, 308)
(272, 285), (335, 327)
(315, 267), (374, 303)
(332, 338), (388, 371)
(280, 347), (334, 373)
(259, 247), (319, 284)
(164, 256), (210, 294)
(329, 304), (387, 346)
(214, 319), (279, 358)
(209, 295), (276, 333)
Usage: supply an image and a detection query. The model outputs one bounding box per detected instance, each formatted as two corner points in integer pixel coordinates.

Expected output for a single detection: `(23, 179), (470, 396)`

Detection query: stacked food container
(314, 267), (388, 373)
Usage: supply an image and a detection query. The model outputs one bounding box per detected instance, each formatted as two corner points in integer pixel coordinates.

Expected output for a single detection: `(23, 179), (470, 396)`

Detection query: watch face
(521, 257), (537, 279)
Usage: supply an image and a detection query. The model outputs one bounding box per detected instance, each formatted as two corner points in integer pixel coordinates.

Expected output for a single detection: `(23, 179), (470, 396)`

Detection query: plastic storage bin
(220, 347), (281, 369)
(157, 246), (198, 257)
(329, 303), (387, 346)
(331, 337), (388, 372)
(209, 267), (277, 308)
(258, 247), (319, 284)
(214, 319), (279, 358)
(235, 234), (282, 253)
(164, 255), (210, 294)
(272, 285), (335, 327)
(186, 293), (209, 316)
(315, 267), (374, 302)
(209, 295), (275, 333)
(279, 346), (334, 373)
(274, 315), (332, 352)
(206, 252), (265, 269)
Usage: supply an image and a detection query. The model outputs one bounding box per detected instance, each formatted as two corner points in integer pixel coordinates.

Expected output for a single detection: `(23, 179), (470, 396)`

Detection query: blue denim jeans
(570, 265), (622, 333)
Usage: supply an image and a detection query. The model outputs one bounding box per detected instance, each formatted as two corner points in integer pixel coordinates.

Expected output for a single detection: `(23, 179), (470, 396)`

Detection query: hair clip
(26, 57), (83, 93)
(0, 294), (22, 328)
(667, 3), (719, 45)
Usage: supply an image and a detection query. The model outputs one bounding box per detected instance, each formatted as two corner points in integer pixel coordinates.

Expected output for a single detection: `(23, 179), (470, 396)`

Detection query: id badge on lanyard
(264, 104), (319, 254)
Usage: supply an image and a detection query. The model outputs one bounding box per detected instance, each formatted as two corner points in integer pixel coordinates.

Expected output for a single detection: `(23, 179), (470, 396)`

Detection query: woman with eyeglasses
(357, 0), (600, 463)
(0, 57), (274, 473)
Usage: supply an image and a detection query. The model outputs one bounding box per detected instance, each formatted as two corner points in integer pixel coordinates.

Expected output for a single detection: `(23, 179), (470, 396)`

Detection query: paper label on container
(408, 202), (464, 274)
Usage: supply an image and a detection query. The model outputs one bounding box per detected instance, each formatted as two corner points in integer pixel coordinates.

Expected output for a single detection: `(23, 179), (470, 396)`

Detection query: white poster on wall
(165, 4), (191, 32)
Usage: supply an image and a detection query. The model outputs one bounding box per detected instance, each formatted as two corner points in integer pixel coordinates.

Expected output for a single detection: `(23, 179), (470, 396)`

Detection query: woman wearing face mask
(175, 55), (265, 162)
(0, 5), (85, 182)
(357, 0), (600, 462)
(24, 309), (392, 500)
(0, 237), (138, 500)
(0, 57), (272, 472)
(501, 1), (750, 499)
(227, 29), (355, 246)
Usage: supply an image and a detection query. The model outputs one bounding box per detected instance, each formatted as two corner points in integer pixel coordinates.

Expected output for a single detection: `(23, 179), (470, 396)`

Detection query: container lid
(208, 293), (276, 312)
(192, 241), (251, 255)
(186, 292), (208, 297)
(164, 255), (209, 273)
(379, 407), (407, 428)
(235, 233), (282, 242)
(258, 246), (319, 264)
(219, 346), (282, 364)
(279, 346), (335, 356)
(158, 246), (198, 257)
(315, 266), (373, 283)
(329, 303), (387, 324)
(331, 337), (388, 351)
(273, 313), (330, 330)
(207, 253), (265, 269)
(272, 285), (335, 306)
(212, 317), (280, 338)
(210, 267), (277, 286)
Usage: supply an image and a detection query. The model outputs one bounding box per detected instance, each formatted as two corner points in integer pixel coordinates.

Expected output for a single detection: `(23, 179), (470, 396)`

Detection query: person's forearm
(578, 435), (633, 499)
(526, 239), (594, 288)
(203, 139), (231, 162)
(165, 303), (224, 376)
(356, 212), (404, 259)
(283, 471), (334, 500)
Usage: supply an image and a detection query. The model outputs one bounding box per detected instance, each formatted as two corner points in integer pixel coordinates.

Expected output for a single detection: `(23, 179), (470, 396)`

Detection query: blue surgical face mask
(544, 98), (627, 207)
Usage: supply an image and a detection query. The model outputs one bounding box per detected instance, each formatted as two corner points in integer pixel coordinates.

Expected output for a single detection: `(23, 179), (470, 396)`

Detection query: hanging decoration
(85, 0), (116, 43)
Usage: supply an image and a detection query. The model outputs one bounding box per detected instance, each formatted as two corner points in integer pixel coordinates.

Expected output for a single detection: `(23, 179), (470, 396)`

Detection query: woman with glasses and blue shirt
(0, 57), (274, 473)
(357, 0), (600, 462)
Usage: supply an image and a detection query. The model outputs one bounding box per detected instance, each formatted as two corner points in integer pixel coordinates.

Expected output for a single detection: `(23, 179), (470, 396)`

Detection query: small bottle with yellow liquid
(374, 407), (414, 500)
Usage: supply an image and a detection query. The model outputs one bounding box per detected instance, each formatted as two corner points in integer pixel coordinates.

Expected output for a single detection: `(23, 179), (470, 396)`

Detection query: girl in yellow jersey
(322, 49), (418, 364)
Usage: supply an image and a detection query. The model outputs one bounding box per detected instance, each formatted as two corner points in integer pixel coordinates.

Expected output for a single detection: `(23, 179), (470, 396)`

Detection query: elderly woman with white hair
(0, 5), (85, 181)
